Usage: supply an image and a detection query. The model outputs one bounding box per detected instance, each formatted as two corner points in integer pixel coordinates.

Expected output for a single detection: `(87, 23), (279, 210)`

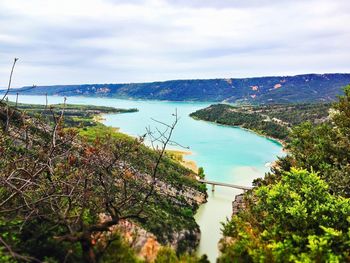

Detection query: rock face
(111, 161), (207, 256)
(232, 194), (246, 216)
(117, 161), (207, 207)
(155, 181), (207, 207)
(116, 220), (201, 261)
(118, 220), (160, 262)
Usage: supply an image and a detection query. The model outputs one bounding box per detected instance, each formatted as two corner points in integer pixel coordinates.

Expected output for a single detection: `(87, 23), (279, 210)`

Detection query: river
(6, 95), (283, 262)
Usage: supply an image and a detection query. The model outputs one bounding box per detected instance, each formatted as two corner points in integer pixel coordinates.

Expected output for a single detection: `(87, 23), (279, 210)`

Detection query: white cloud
(0, 0), (349, 87)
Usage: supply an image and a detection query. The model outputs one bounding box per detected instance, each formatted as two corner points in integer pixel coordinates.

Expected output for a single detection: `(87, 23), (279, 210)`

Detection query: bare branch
(1, 58), (19, 103)
(0, 237), (41, 262)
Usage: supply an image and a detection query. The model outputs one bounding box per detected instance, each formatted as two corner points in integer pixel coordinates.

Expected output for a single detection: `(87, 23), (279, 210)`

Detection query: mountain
(4, 73), (350, 103)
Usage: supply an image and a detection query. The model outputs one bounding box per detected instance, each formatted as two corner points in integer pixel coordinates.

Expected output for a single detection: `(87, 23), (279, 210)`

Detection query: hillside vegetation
(0, 101), (208, 262)
(190, 103), (331, 142)
(218, 86), (350, 262)
(4, 73), (350, 104)
(7, 101), (138, 127)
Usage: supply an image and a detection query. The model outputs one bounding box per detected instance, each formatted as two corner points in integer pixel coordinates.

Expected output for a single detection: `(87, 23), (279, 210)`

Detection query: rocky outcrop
(232, 194), (246, 216)
(154, 181), (207, 207)
(117, 161), (207, 208)
(118, 220), (160, 262)
(111, 161), (207, 255)
(100, 219), (201, 261)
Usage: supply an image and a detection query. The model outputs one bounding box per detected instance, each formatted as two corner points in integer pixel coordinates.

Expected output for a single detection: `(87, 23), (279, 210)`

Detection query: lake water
(6, 95), (283, 262)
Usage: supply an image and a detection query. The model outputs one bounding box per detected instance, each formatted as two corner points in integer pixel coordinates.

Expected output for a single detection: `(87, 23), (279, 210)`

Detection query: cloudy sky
(1, 0), (350, 87)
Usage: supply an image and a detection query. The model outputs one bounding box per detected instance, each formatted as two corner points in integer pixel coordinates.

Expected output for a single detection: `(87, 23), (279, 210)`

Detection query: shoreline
(237, 126), (287, 149)
(93, 114), (106, 123)
(5, 93), (216, 105)
(97, 113), (282, 175)
(8, 93), (286, 150)
(95, 115), (200, 173)
(165, 149), (198, 173)
(190, 116), (287, 149)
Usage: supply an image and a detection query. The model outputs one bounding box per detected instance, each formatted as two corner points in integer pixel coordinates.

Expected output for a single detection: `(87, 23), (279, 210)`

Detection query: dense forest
(218, 86), (350, 262)
(190, 103), (331, 142)
(0, 101), (209, 262)
(3, 73), (350, 104)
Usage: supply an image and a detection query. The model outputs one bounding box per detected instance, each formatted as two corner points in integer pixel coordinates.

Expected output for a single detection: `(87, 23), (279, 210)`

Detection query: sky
(0, 0), (350, 88)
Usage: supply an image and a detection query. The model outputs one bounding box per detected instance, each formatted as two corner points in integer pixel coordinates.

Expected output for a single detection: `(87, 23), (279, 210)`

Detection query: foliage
(155, 247), (178, 263)
(155, 247), (209, 263)
(288, 85), (350, 197)
(0, 102), (205, 262)
(79, 125), (203, 191)
(219, 86), (350, 262)
(79, 125), (205, 253)
(98, 234), (141, 263)
(219, 169), (350, 263)
(6, 101), (137, 128)
(197, 167), (205, 179)
(190, 102), (330, 141)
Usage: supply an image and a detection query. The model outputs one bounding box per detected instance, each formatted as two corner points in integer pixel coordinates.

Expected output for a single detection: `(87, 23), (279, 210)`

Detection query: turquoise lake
(6, 95), (283, 262)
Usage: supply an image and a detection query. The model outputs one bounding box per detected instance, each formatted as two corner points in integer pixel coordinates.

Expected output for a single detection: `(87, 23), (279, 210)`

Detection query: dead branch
(1, 58), (19, 103)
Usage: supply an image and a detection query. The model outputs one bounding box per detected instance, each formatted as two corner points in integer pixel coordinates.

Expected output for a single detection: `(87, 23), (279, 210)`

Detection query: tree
(0, 101), (182, 262)
(197, 167), (205, 179)
(219, 169), (350, 262)
(288, 85), (350, 197)
(155, 247), (209, 263)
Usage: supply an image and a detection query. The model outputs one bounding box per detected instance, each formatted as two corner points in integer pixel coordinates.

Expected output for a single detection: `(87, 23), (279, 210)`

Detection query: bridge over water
(198, 179), (253, 192)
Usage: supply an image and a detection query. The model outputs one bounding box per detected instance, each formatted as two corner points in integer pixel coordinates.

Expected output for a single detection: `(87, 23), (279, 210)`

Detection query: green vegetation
(219, 86), (350, 262)
(80, 125), (206, 246)
(165, 150), (185, 163)
(98, 234), (141, 263)
(155, 247), (208, 263)
(190, 103), (331, 142)
(4, 85), (350, 262)
(197, 167), (205, 180)
(0, 102), (206, 262)
(6, 101), (138, 127)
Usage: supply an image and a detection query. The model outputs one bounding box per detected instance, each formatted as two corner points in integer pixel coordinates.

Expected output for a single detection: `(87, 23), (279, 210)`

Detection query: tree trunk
(81, 238), (96, 263)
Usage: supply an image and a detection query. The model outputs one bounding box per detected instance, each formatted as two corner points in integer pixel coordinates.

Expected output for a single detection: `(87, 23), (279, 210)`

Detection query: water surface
(7, 95), (283, 262)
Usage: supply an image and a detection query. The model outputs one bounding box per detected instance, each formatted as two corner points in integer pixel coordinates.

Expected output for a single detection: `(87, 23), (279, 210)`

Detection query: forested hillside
(218, 86), (350, 262)
(0, 101), (208, 262)
(7, 101), (137, 127)
(4, 73), (350, 104)
(190, 103), (331, 142)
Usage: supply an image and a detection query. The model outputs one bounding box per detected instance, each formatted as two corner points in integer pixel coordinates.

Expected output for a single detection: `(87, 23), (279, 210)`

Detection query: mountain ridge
(4, 73), (350, 104)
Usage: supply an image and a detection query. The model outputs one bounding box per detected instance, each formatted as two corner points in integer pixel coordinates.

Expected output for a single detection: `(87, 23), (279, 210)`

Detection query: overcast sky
(1, 0), (350, 87)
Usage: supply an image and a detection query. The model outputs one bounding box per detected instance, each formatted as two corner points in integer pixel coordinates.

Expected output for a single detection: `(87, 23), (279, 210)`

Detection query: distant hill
(4, 73), (350, 103)
(190, 103), (331, 142)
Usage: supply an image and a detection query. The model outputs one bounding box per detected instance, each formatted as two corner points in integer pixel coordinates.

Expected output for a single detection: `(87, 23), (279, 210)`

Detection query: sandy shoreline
(166, 149), (198, 173)
(93, 115), (106, 122)
(94, 114), (199, 173)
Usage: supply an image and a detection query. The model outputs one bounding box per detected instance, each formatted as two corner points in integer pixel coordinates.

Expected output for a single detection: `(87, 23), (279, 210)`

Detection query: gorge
(5, 94), (283, 262)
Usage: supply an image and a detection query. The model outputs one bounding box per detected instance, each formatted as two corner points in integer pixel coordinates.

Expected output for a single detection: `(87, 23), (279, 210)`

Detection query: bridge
(198, 179), (253, 192)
